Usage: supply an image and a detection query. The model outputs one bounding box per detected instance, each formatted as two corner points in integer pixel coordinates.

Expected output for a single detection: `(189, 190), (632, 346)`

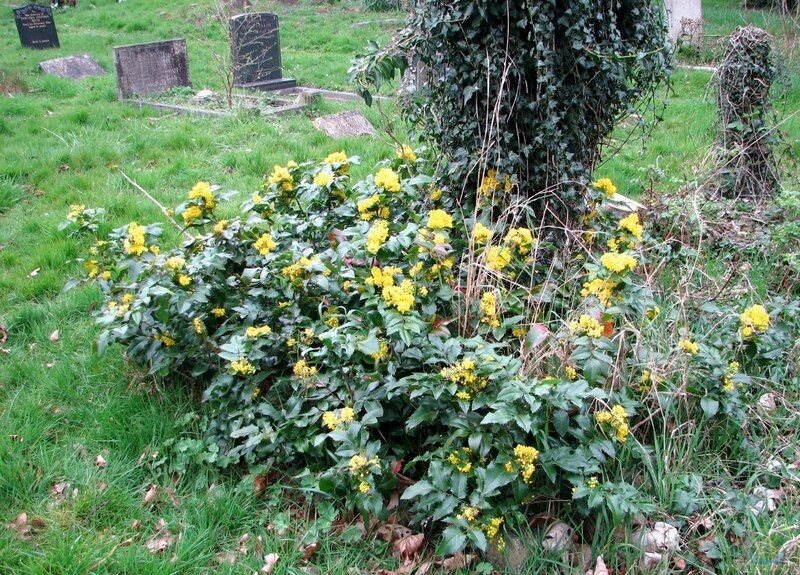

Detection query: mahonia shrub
(71, 152), (798, 554)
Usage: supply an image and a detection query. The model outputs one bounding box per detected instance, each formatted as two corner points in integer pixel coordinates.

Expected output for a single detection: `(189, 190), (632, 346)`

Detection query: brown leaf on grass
(302, 542), (319, 561)
(215, 551), (237, 565)
(440, 553), (475, 572)
(236, 533), (251, 555)
(377, 523), (414, 543)
(392, 533), (425, 560)
(261, 553), (280, 573)
(145, 518), (174, 554)
(253, 472), (277, 494)
(592, 555), (609, 575)
(51, 481), (70, 497)
(132, 519), (141, 530)
(94, 454), (107, 468)
(49, 330), (60, 342)
(144, 485), (158, 504)
(6, 513), (32, 540)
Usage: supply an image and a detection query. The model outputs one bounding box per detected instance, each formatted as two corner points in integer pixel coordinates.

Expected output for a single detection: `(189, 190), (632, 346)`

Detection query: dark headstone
(231, 12), (296, 92)
(312, 111), (377, 139)
(39, 54), (105, 79)
(113, 39), (191, 99)
(13, 4), (60, 50)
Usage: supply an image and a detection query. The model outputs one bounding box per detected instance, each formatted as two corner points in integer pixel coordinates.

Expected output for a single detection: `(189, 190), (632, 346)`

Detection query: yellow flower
(618, 213), (643, 241)
(441, 359), (487, 395)
(587, 476), (600, 489)
(214, 220), (228, 234)
(678, 338), (699, 355)
(740, 304), (770, 337)
(478, 170), (499, 196)
(592, 177), (617, 197)
(67, 204), (85, 219)
(595, 404), (629, 442)
(480, 292), (500, 328)
(357, 195), (381, 221)
(600, 251), (637, 273)
(569, 314), (604, 338)
(85, 260), (100, 278)
(156, 333), (175, 347)
(430, 188), (442, 201)
(100, 270), (112, 280)
(254, 233), (276, 256)
(293, 359), (318, 378)
(246, 325), (272, 338)
(565, 366), (578, 380)
(374, 168), (401, 192)
(188, 181), (216, 209)
(231, 358), (256, 375)
(165, 256), (186, 271)
(398, 144), (417, 162)
(348, 454), (379, 477)
(177, 274), (192, 286)
(314, 171), (334, 187)
(366, 219), (389, 254)
(182, 205), (203, 224)
(192, 317), (205, 334)
(472, 222), (492, 245)
(382, 279), (415, 313)
(370, 341), (390, 361)
(427, 209), (453, 230)
(457, 506), (480, 522)
(324, 151), (348, 166)
(504, 227), (535, 255)
(646, 306), (661, 320)
(251, 193), (262, 204)
(580, 278), (617, 307)
(358, 481), (371, 494)
(455, 391), (471, 401)
(513, 444), (539, 483)
(123, 222), (147, 256)
(485, 246), (512, 272)
(484, 517), (504, 541)
(322, 411), (340, 431)
(268, 165), (294, 192)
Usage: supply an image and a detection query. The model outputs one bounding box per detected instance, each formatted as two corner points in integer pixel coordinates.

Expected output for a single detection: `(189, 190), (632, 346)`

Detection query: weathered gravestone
(39, 54), (105, 79)
(113, 39), (190, 99)
(312, 111), (376, 139)
(14, 4), (60, 50)
(231, 12), (296, 91)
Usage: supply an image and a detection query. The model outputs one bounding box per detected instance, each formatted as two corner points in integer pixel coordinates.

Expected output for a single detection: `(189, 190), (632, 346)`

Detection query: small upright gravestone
(113, 39), (190, 99)
(231, 13), (296, 92)
(14, 4), (60, 50)
(39, 54), (105, 80)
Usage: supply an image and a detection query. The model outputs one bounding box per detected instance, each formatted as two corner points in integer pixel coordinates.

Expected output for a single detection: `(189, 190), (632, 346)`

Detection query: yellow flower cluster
(565, 365), (578, 380)
(188, 181), (217, 210)
(365, 266), (401, 288)
(600, 251), (637, 273)
(723, 361), (740, 393)
(580, 277), (617, 307)
(618, 213), (643, 242)
(155, 333), (175, 347)
(740, 304), (770, 338)
(165, 256), (185, 271)
(472, 222), (492, 245)
(370, 340), (390, 361)
(383, 279), (416, 314)
(486, 246), (512, 272)
(314, 171), (334, 187)
(440, 359), (487, 400)
(324, 151), (349, 169)
(231, 358), (256, 375)
(504, 227), (535, 255)
(322, 407), (356, 430)
(374, 168), (401, 192)
(587, 476), (600, 489)
(182, 205), (202, 224)
(447, 447), (474, 474)
(484, 517), (504, 542)
(177, 274), (191, 286)
(85, 260), (100, 278)
(212, 307), (226, 317)
(513, 444), (539, 483)
(348, 454), (380, 494)
(357, 195), (388, 221)
(427, 209), (453, 230)
(214, 220), (228, 235)
(292, 359), (318, 378)
(246, 325), (272, 338)
(123, 222), (147, 256)
(478, 170), (512, 196)
(366, 219), (389, 254)
(282, 256), (320, 283)
(398, 145), (417, 162)
(192, 317), (205, 334)
(457, 505), (480, 522)
(592, 177), (617, 197)
(254, 233), (276, 256)
(678, 338), (699, 355)
(268, 164), (294, 192)
(595, 404), (629, 442)
(67, 204), (85, 220)
(480, 292), (500, 328)
(569, 314), (604, 338)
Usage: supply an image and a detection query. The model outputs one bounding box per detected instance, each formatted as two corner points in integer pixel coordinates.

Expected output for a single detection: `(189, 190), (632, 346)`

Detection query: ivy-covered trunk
(351, 0), (670, 227)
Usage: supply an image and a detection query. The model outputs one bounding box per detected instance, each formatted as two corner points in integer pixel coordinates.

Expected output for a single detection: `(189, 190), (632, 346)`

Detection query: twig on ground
(119, 171), (192, 240)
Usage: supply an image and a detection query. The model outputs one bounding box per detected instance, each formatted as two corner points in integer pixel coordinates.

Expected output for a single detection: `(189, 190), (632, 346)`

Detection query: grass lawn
(1, 1), (798, 573)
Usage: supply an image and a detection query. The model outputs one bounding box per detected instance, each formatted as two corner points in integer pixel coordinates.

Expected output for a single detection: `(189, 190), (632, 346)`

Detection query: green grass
(1, 0), (799, 573)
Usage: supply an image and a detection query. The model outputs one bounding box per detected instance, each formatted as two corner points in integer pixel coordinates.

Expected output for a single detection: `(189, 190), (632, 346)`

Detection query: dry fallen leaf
(132, 519), (141, 530)
(49, 330), (60, 342)
(303, 542), (319, 561)
(6, 513), (31, 540)
(592, 555), (609, 575)
(51, 481), (70, 497)
(143, 485), (158, 504)
(441, 552), (474, 572)
(392, 533), (425, 560)
(261, 553), (280, 573)
(215, 551), (237, 565)
(542, 521), (573, 552)
(94, 454), (107, 468)
(377, 523), (414, 543)
(145, 518), (174, 554)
